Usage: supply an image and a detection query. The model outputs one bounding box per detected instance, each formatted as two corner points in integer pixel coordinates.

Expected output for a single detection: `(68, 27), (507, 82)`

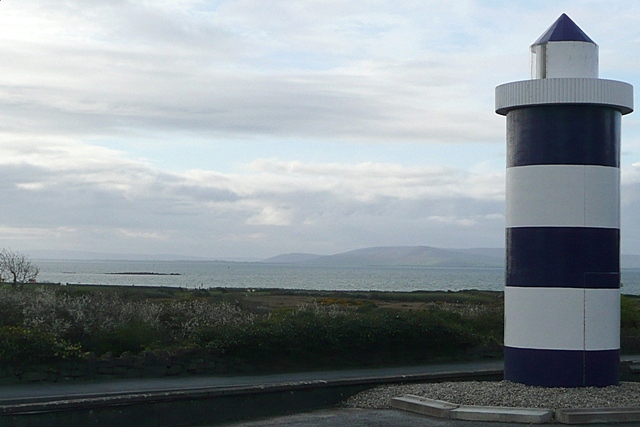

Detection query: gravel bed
(344, 381), (640, 410)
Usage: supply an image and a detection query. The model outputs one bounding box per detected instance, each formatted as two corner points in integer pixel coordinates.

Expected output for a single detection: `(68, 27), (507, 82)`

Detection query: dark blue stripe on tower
(506, 227), (619, 288)
(504, 347), (619, 387)
(507, 105), (620, 167)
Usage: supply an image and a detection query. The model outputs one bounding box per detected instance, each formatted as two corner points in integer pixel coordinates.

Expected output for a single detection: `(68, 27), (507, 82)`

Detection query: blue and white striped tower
(496, 14), (633, 387)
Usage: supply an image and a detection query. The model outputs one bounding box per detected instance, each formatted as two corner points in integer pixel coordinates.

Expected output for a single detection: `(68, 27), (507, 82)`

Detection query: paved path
(217, 408), (617, 427)
(3, 358), (637, 426)
(0, 360), (503, 405)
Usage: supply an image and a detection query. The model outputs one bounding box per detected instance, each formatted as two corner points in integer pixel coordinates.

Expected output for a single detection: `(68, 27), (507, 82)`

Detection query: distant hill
(262, 246), (640, 269)
(263, 253), (323, 263)
(454, 248), (504, 259)
(265, 246), (503, 268)
(30, 246), (640, 268)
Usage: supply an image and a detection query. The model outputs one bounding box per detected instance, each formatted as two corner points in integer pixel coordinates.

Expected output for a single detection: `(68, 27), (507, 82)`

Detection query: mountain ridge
(264, 246), (503, 268)
(264, 246), (640, 269)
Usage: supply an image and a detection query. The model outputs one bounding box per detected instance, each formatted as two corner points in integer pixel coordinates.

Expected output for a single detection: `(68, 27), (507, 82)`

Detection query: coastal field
(0, 284), (638, 383)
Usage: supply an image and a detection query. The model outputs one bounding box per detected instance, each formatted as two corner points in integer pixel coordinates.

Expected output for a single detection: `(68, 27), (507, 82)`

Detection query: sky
(2, 1), (640, 260)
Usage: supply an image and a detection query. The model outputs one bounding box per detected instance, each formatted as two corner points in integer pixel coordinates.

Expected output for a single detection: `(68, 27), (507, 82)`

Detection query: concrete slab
(555, 407), (640, 424)
(450, 405), (553, 424)
(390, 394), (458, 418)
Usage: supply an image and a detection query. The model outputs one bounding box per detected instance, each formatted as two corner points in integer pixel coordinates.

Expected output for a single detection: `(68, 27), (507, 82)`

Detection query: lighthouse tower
(496, 14), (633, 387)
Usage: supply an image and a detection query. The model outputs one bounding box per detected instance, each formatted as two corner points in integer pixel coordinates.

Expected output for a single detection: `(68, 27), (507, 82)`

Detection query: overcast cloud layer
(2, 1), (640, 259)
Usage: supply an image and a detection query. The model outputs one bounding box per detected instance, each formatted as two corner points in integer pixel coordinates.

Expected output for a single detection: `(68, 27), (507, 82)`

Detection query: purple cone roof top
(533, 13), (595, 45)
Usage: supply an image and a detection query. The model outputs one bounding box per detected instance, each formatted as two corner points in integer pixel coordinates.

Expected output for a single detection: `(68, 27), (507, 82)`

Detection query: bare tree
(0, 249), (39, 285)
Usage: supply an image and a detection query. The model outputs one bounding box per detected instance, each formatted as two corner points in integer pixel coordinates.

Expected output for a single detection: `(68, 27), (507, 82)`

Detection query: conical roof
(533, 13), (594, 45)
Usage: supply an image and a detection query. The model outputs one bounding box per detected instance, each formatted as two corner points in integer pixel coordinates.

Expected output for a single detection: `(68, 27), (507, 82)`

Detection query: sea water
(34, 260), (640, 295)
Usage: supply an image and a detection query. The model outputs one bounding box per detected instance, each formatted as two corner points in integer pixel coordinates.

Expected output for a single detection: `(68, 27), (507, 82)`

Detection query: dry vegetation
(2, 284), (636, 378)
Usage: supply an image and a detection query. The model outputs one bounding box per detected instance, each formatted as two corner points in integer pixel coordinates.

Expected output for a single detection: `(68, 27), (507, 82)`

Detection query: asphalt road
(215, 408), (618, 427)
(3, 358), (637, 426)
(0, 360), (504, 405)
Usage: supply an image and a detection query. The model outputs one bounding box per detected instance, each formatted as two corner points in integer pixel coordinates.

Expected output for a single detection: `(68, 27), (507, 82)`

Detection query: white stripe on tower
(506, 165), (619, 229)
(504, 287), (620, 351)
(495, 14), (633, 387)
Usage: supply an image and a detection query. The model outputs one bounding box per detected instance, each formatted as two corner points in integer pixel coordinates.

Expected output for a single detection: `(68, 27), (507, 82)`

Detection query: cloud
(0, 0), (510, 145)
(622, 165), (640, 253)
(1, 1), (640, 258)
(0, 136), (505, 256)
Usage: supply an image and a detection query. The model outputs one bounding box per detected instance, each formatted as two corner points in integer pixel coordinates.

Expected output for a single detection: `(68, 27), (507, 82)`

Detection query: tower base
(504, 347), (619, 387)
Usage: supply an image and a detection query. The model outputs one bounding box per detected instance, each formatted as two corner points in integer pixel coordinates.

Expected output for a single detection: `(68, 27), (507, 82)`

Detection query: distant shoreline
(105, 272), (181, 276)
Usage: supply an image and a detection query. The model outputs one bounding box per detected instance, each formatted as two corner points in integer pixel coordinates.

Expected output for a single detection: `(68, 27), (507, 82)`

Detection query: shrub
(0, 286), (508, 374)
(0, 326), (81, 366)
(162, 299), (256, 343)
(93, 323), (161, 356)
(621, 296), (640, 353)
(0, 285), (26, 326)
(621, 296), (640, 330)
(0, 286), (259, 356)
(197, 305), (484, 370)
